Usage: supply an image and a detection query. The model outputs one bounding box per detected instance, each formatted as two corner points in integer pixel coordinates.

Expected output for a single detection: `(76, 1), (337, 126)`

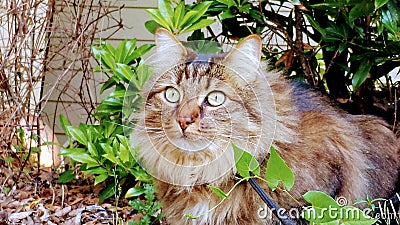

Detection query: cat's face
(132, 29), (276, 186)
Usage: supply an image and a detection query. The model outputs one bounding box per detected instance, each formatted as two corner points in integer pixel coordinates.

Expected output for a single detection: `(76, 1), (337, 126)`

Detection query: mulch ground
(0, 165), (148, 224)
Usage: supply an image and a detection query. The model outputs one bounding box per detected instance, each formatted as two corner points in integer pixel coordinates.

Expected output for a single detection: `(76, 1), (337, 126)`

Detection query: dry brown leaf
(54, 206), (72, 217)
(8, 211), (32, 221)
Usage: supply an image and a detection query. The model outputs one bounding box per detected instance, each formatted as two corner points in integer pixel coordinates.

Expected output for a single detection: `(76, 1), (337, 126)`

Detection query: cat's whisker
(216, 135), (260, 147)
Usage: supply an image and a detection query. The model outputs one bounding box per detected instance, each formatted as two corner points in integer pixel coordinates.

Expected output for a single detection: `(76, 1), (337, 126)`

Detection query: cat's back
(280, 81), (399, 200)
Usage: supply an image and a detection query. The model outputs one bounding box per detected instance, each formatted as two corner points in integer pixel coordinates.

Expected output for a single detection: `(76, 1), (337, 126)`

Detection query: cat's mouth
(164, 126), (217, 152)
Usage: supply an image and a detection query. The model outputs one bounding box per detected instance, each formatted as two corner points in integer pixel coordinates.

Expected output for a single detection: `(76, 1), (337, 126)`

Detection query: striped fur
(132, 28), (400, 225)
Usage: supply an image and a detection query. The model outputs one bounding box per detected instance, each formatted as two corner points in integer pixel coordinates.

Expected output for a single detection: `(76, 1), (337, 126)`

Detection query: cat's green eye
(206, 91), (226, 107)
(165, 87), (180, 103)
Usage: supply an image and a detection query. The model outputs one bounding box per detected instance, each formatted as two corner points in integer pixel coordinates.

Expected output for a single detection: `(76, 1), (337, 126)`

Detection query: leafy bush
(59, 39), (159, 223)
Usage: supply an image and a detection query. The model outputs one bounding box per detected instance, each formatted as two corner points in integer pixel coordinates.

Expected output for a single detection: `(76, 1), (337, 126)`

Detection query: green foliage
(59, 39), (154, 205)
(5, 156), (14, 165)
(303, 191), (377, 225)
(146, 0), (215, 35)
(265, 146), (295, 191)
(128, 185), (164, 225)
(354, 195), (387, 212)
(57, 169), (76, 183)
(200, 144), (376, 225)
(232, 143), (260, 177)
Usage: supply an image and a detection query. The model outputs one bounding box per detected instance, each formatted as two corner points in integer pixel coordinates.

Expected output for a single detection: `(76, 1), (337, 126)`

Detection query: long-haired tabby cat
(132, 28), (400, 225)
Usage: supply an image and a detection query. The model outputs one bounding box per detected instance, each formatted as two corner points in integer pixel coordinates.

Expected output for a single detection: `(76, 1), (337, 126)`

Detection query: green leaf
(265, 146), (295, 191)
(182, 19), (215, 33)
(338, 42), (348, 53)
(115, 40), (127, 63)
(68, 152), (99, 165)
(125, 44), (154, 65)
(305, 14), (326, 37)
(100, 76), (118, 94)
(119, 142), (130, 163)
(125, 186), (146, 198)
(375, 0), (390, 9)
(58, 170), (76, 183)
(87, 142), (98, 157)
(114, 63), (134, 83)
(180, 1), (213, 30)
(124, 39), (137, 59)
(59, 115), (72, 144)
(349, 1), (374, 25)
(232, 143), (260, 178)
(59, 147), (86, 155)
(302, 191), (340, 223)
(382, 5), (399, 35)
(99, 183), (116, 203)
(101, 41), (116, 57)
(136, 63), (153, 88)
(146, 9), (171, 31)
(207, 185), (228, 200)
(215, 0), (236, 6)
(103, 153), (118, 164)
(158, 0), (174, 24)
(66, 125), (88, 146)
(5, 157), (14, 164)
(220, 9), (236, 20)
(104, 121), (117, 138)
(352, 60), (372, 90)
(145, 20), (161, 34)
(85, 167), (108, 175)
(173, 0), (185, 28)
(94, 48), (115, 70)
(94, 173), (109, 185)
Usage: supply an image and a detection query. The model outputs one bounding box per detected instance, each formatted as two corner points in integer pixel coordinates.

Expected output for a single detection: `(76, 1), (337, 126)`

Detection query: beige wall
(42, 0), (157, 143)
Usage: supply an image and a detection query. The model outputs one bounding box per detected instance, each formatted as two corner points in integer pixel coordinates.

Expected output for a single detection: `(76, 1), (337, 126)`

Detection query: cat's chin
(172, 136), (216, 153)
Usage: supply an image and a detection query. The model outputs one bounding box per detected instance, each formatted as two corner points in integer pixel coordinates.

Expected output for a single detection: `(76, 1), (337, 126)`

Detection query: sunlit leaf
(173, 0), (185, 28)
(375, 0), (390, 9)
(302, 191), (340, 223)
(158, 0), (174, 24)
(207, 185), (228, 200)
(146, 9), (171, 31)
(66, 125), (88, 146)
(215, 0), (236, 6)
(125, 186), (146, 198)
(94, 173), (109, 185)
(232, 143), (260, 178)
(265, 146), (294, 191)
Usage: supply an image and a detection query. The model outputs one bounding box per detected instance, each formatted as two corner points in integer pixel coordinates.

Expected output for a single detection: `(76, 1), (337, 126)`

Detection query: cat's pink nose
(177, 114), (197, 131)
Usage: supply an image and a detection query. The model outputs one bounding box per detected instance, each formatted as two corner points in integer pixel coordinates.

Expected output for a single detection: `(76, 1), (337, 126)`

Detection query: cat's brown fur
(132, 28), (400, 225)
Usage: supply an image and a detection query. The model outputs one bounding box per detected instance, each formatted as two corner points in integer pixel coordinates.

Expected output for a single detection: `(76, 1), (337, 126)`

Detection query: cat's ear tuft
(223, 34), (263, 82)
(154, 28), (187, 63)
(224, 34), (262, 67)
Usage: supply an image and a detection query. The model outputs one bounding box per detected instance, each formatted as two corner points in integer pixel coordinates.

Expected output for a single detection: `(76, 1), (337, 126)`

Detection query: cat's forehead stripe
(176, 61), (213, 84)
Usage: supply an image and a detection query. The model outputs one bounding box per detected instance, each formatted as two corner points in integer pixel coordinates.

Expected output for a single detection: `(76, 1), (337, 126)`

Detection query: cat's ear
(153, 28), (188, 69)
(223, 35), (262, 81)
